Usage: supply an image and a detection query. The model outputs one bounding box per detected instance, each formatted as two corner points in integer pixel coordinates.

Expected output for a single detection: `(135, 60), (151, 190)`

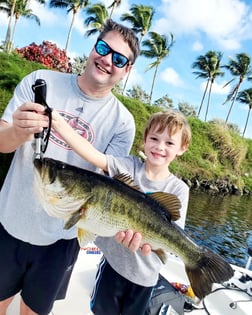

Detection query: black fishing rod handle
(32, 79), (47, 139)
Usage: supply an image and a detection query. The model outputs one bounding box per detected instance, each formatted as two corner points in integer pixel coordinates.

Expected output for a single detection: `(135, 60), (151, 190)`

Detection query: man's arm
(0, 103), (48, 153)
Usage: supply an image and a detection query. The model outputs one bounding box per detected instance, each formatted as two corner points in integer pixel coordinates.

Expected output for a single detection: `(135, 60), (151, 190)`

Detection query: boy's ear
(177, 145), (188, 156)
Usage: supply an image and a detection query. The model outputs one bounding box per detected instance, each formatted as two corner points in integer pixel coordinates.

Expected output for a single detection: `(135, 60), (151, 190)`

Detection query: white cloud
(155, 0), (252, 50)
(192, 40), (204, 52)
(160, 67), (184, 87)
(29, 2), (58, 26)
(200, 80), (231, 95)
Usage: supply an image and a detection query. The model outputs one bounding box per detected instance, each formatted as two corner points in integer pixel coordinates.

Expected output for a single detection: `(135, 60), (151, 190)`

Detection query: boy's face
(144, 127), (187, 167)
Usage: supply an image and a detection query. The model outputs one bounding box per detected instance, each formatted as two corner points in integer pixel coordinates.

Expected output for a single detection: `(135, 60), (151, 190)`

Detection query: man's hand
(12, 102), (48, 138)
(115, 230), (152, 256)
(0, 103), (49, 153)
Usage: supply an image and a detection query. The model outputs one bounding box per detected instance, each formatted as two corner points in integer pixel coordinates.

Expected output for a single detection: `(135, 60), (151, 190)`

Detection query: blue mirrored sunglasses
(95, 39), (130, 68)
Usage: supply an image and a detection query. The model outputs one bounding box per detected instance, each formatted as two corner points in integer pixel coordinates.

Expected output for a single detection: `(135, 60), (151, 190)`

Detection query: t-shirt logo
(50, 111), (94, 149)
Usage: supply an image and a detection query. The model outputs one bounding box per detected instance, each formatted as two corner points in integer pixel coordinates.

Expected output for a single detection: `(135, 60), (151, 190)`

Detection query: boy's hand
(51, 109), (67, 132)
(115, 230), (152, 255)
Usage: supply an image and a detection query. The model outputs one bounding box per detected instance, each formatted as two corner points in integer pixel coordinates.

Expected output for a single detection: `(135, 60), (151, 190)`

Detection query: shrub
(15, 41), (72, 73)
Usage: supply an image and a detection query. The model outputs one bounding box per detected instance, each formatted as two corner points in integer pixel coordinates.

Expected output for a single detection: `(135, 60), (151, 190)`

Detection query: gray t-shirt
(0, 69), (135, 245)
(95, 155), (189, 287)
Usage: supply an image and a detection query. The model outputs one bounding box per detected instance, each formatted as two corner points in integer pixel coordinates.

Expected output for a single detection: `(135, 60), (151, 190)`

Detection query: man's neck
(77, 74), (111, 98)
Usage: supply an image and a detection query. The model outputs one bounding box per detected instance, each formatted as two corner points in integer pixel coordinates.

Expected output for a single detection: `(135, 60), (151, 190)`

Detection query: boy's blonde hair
(144, 110), (191, 148)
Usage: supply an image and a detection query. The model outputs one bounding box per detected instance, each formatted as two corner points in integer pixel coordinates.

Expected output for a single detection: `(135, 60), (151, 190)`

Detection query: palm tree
(141, 31), (174, 104)
(0, 0), (17, 52)
(49, 0), (89, 53)
(84, 2), (108, 37)
(108, 0), (121, 19)
(222, 53), (252, 124)
(236, 88), (252, 137)
(0, 0), (44, 52)
(10, 0), (40, 50)
(192, 51), (224, 121)
(120, 4), (154, 94)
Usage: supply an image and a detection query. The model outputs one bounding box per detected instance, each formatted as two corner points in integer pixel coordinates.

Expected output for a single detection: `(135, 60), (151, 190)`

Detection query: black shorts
(0, 222), (80, 315)
(90, 256), (154, 315)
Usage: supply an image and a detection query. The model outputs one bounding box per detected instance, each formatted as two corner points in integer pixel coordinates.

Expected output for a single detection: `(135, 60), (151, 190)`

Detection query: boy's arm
(52, 110), (108, 172)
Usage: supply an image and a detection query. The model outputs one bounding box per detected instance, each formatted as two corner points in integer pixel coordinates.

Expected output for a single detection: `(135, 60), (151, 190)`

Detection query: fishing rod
(32, 79), (52, 160)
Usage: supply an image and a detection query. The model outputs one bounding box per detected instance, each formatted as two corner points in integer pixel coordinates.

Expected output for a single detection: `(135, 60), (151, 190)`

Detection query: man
(0, 19), (146, 315)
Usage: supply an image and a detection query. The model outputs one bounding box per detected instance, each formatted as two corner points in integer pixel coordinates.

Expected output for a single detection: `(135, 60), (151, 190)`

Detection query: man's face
(85, 31), (133, 89)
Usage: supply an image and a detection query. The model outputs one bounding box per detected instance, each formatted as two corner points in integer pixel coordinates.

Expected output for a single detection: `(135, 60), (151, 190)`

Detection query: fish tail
(185, 247), (234, 300)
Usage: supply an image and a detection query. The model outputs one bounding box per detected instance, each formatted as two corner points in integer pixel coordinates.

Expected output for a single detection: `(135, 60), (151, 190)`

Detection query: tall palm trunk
(122, 70), (131, 95)
(225, 81), (242, 124)
(149, 62), (160, 104)
(5, 0), (17, 52)
(197, 79), (209, 117)
(65, 10), (76, 52)
(242, 106), (251, 137)
(204, 79), (213, 122)
(9, 16), (18, 51)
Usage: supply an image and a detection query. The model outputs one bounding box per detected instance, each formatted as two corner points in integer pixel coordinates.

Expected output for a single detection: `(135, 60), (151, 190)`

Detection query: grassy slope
(1, 52), (252, 191)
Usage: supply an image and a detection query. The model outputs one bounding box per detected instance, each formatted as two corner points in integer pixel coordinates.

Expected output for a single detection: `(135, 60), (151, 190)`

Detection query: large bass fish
(33, 158), (234, 299)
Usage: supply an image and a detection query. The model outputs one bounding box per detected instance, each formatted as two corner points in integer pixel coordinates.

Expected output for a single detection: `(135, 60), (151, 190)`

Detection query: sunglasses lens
(112, 53), (128, 68)
(95, 40), (110, 56)
(95, 40), (129, 68)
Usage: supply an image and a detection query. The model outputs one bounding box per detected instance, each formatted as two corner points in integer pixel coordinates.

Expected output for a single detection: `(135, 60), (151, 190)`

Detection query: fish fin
(114, 174), (141, 191)
(77, 228), (96, 247)
(149, 192), (181, 221)
(64, 196), (93, 229)
(185, 247), (234, 300)
(64, 209), (83, 229)
(152, 248), (167, 264)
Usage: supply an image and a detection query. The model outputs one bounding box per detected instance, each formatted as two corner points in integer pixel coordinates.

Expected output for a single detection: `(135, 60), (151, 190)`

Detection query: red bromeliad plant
(16, 41), (72, 73)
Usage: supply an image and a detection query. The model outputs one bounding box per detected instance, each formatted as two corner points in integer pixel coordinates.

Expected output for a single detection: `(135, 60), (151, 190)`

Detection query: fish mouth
(33, 157), (88, 219)
(33, 157), (43, 172)
(33, 158), (63, 184)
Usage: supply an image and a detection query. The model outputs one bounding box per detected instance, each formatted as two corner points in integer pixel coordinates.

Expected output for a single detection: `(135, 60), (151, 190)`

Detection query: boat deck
(6, 244), (252, 315)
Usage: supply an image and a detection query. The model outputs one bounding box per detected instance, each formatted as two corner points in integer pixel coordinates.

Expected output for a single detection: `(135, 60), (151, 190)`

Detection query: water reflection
(185, 191), (252, 269)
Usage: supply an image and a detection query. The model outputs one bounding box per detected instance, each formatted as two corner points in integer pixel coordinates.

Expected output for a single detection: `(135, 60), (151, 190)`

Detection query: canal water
(185, 191), (252, 270)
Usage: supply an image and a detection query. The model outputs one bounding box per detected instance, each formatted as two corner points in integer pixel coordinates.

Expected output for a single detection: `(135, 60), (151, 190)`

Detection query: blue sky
(1, 0), (252, 138)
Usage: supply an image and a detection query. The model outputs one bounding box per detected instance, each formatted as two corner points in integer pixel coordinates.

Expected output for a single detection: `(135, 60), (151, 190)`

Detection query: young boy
(52, 109), (191, 315)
